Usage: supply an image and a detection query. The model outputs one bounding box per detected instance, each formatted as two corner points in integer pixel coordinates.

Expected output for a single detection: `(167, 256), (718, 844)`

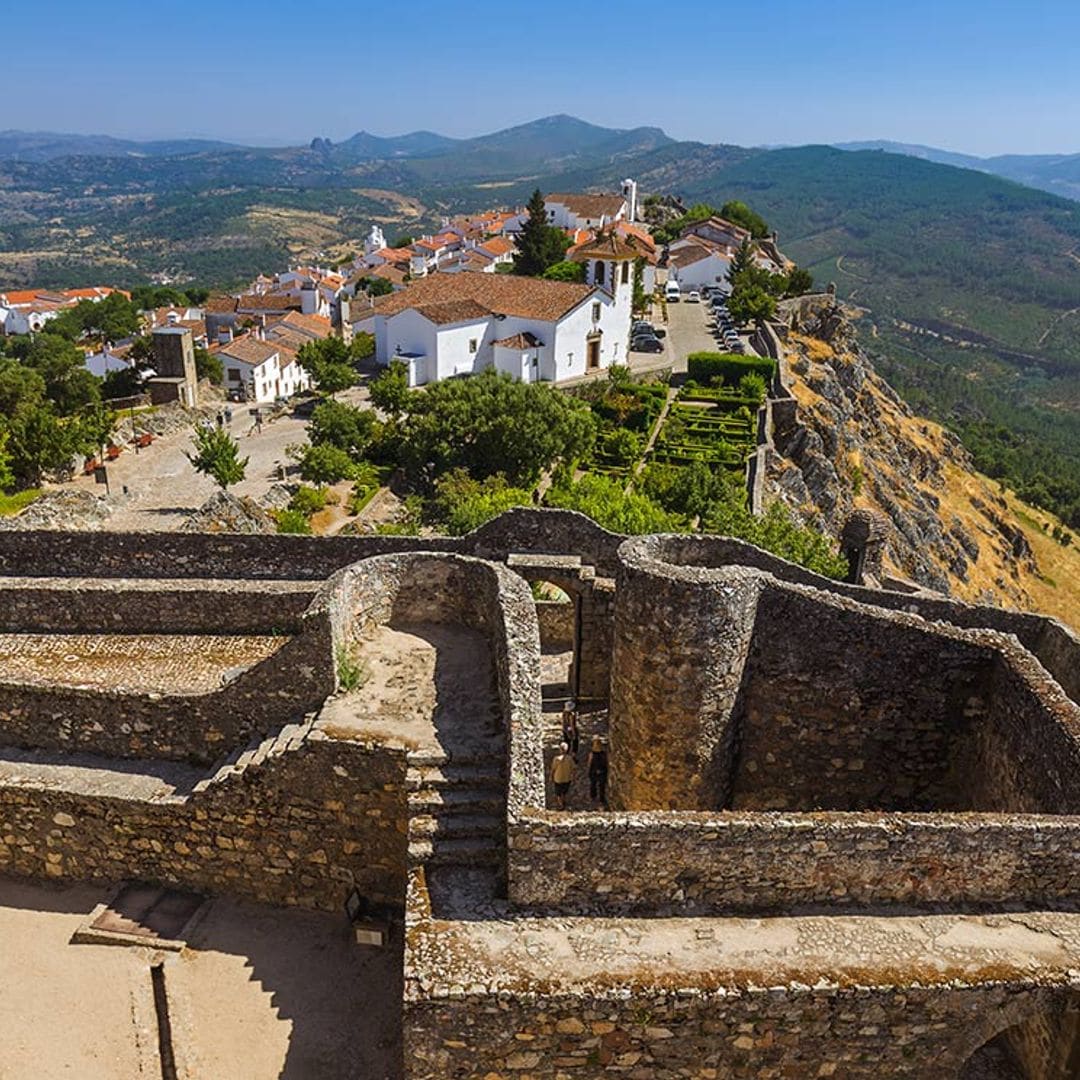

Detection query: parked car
(633, 320), (666, 339)
(686, 291), (701, 303)
(631, 334), (664, 353)
(664, 281), (681, 302)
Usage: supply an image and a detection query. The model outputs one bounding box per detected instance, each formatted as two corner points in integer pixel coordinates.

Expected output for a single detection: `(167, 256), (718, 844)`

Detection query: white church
(363, 231), (644, 386)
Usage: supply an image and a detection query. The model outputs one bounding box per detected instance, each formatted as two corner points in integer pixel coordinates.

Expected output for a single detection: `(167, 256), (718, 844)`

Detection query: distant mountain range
(1, 112), (1079, 529)
(835, 140), (1080, 201)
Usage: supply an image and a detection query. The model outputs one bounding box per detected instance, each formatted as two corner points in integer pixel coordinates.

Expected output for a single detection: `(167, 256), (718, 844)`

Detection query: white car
(686, 291), (701, 303)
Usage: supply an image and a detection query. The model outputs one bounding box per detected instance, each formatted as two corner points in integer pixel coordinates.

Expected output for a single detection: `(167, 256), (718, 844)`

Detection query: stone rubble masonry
(0, 507), (1073, 697)
(403, 982), (1077, 1080)
(0, 728), (408, 911)
(0, 608), (335, 766)
(507, 532), (1080, 915)
(534, 598), (574, 652)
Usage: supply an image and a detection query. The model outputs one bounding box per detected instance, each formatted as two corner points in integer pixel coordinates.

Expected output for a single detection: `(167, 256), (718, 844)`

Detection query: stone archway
(956, 996), (1080, 1079)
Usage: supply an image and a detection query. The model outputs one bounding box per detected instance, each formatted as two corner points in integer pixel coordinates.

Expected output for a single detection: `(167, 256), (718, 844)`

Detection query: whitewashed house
(544, 192), (628, 232)
(217, 335), (310, 403)
(369, 231), (641, 386)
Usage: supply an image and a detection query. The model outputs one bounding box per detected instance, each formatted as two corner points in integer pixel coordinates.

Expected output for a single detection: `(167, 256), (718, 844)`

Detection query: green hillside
(658, 145), (1080, 526)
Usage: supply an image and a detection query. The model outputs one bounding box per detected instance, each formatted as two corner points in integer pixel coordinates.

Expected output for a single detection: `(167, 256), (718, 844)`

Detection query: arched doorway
(957, 999), (1080, 1079)
(530, 579), (578, 704)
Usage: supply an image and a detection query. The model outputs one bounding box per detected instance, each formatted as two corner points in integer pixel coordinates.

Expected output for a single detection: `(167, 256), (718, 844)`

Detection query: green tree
(48, 293), (141, 342)
(390, 235), (414, 248)
(727, 284), (776, 327)
(350, 331), (376, 360)
(358, 276), (394, 297)
(186, 424), (248, 489)
(0, 428), (14, 493)
(785, 266), (814, 297)
(4, 404), (88, 487)
(738, 372), (767, 403)
(546, 473), (679, 534)
(20, 334), (100, 414)
(720, 200), (770, 239)
(194, 347), (224, 384)
(369, 359), (411, 418)
(541, 260), (586, 283)
(398, 370), (596, 487)
(308, 399), (377, 457)
(296, 336), (357, 394)
(726, 238), (756, 286)
(292, 442), (357, 484)
(430, 469), (532, 535)
(513, 189), (570, 277)
(78, 402), (117, 458)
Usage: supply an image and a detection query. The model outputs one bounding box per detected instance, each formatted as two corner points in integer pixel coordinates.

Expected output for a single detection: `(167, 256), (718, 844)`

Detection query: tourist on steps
(561, 699), (580, 761)
(551, 742), (574, 810)
(587, 735), (609, 808)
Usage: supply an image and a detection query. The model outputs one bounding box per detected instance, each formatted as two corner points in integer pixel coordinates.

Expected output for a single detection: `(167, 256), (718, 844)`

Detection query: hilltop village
(1, 178), (1080, 1078)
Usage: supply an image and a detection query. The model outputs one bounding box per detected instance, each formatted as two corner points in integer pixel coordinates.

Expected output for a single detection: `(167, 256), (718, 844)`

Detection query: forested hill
(642, 144), (1080, 529)
(3, 120), (1080, 526)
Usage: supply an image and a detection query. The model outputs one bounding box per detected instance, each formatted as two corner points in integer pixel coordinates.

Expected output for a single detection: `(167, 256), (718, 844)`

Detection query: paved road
(627, 298), (723, 376)
(67, 408), (313, 531)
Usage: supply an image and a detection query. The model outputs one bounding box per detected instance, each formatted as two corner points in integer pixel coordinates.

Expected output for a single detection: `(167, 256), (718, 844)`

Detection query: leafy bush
(738, 373), (767, 404)
(687, 352), (775, 386)
(292, 443), (357, 484)
(288, 485), (329, 516)
(545, 473), (680, 534)
(275, 508), (312, 534)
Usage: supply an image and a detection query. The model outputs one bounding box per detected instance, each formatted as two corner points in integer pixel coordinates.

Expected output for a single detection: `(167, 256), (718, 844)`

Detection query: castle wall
(730, 584), (996, 812)
(0, 619), (335, 765)
(0, 578), (315, 634)
(0, 734), (408, 911)
(507, 808), (1080, 913)
(403, 982), (1075, 1080)
(535, 598), (574, 651)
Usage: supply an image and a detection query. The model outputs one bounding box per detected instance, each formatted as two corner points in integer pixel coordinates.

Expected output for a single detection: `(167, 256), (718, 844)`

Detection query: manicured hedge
(687, 352), (776, 386)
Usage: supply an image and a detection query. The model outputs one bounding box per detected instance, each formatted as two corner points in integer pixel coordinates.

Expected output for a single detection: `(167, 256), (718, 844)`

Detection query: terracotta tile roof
(667, 242), (719, 269)
(478, 236), (514, 257)
(615, 221), (657, 251)
(235, 292), (302, 313)
(264, 325), (310, 351)
(545, 192), (627, 219)
(682, 215), (752, 244)
(63, 286), (128, 301)
(218, 336), (283, 367)
(569, 230), (648, 262)
(204, 295), (239, 314)
(276, 311), (331, 338)
(414, 299), (493, 325)
(493, 332), (543, 349)
(373, 272), (595, 324)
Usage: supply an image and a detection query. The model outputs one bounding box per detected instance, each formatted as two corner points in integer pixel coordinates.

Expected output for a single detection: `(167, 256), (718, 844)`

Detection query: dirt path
(1036, 305), (1080, 347)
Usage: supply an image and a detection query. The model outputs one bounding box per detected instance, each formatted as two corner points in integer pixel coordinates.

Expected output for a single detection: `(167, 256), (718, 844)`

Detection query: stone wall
(609, 550), (763, 810)
(0, 731), (408, 910)
(508, 808), (1080, 914)
(0, 618), (335, 765)
(0, 578), (315, 634)
(730, 583), (998, 812)
(535, 599), (574, 652)
(404, 981), (1077, 1080)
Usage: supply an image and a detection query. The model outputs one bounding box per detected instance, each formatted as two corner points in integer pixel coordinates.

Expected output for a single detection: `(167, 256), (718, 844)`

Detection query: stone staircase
(192, 713), (318, 795)
(405, 735), (508, 916)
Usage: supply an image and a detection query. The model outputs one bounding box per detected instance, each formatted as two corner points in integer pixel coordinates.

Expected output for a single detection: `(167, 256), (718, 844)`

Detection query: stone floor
(407, 902), (1080, 997)
(318, 622), (502, 760)
(0, 878), (402, 1079)
(0, 633), (288, 693)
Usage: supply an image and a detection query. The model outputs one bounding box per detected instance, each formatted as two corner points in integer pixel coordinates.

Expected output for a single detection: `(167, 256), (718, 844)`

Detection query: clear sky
(4, 0), (1079, 156)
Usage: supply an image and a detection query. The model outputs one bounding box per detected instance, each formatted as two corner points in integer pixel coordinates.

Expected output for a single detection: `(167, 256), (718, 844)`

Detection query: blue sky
(4, 0), (1079, 155)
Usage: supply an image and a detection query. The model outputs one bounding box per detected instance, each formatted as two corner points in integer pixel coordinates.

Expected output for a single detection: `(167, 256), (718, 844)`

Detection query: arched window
(621, 261), (630, 285)
(594, 260), (606, 286)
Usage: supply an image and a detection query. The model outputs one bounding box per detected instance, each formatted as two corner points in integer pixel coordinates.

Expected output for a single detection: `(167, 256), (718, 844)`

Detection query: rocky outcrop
(766, 299), (1038, 603)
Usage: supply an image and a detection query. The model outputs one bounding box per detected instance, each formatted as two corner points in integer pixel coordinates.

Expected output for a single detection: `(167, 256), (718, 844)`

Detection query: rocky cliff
(765, 298), (1080, 627)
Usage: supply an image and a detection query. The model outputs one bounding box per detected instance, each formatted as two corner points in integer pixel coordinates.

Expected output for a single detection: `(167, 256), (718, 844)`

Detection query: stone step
(406, 747), (505, 770)
(407, 836), (502, 866)
(409, 813), (502, 841)
(405, 763), (503, 793)
(408, 786), (503, 815)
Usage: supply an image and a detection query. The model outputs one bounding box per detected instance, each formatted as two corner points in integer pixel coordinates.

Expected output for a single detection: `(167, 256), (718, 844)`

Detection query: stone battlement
(0, 508), (1078, 1078)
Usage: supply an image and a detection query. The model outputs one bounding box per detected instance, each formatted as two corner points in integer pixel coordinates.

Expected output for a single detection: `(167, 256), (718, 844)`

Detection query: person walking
(551, 742), (574, 810)
(587, 735), (609, 808)
(561, 699), (580, 762)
